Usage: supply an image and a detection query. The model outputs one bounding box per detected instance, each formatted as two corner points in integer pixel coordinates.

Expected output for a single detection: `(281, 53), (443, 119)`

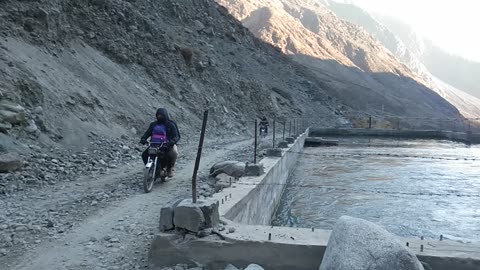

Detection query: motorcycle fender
(146, 161), (153, 168)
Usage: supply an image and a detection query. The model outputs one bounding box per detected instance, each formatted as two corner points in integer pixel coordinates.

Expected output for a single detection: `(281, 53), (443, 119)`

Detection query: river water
(272, 138), (480, 241)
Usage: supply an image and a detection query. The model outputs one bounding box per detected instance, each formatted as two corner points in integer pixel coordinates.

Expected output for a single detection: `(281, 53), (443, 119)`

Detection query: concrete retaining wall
(219, 131), (307, 225)
(309, 128), (480, 144)
(150, 128), (480, 270)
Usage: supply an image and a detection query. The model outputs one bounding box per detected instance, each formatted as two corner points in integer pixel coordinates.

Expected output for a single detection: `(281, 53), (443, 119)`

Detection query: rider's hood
(156, 108), (170, 122)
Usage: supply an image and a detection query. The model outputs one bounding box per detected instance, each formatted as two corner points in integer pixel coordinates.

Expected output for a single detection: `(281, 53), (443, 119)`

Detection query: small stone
(194, 20), (205, 31)
(109, 237), (120, 243)
(0, 248), (7, 256)
(91, 200), (98, 206)
(197, 228), (213, 238)
(25, 120), (38, 134)
(34, 106), (43, 114)
(228, 227), (236, 233)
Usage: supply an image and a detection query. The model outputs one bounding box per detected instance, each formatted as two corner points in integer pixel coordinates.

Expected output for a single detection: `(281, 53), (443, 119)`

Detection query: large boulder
(319, 216), (424, 270)
(173, 201), (205, 233)
(0, 101), (26, 125)
(172, 199), (219, 233)
(0, 110), (26, 125)
(209, 161), (245, 179)
(159, 197), (185, 232)
(0, 101), (25, 113)
(0, 153), (24, 173)
(245, 264), (265, 270)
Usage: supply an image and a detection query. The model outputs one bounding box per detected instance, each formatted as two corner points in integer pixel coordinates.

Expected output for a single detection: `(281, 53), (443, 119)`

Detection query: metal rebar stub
(420, 244), (424, 252)
(268, 233), (272, 240)
(406, 242), (409, 247)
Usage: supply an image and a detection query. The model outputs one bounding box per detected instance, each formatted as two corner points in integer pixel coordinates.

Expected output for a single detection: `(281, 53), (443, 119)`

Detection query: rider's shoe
(167, 168), (174, 178)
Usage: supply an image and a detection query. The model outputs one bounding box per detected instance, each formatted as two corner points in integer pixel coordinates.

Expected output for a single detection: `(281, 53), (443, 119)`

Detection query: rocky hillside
(326, 1), (480, 118)
(0, 0), (345, 154)
(216, 0), (463, 121)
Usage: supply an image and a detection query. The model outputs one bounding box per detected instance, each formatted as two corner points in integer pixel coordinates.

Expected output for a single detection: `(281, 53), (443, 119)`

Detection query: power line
(223, 181), (480, 199)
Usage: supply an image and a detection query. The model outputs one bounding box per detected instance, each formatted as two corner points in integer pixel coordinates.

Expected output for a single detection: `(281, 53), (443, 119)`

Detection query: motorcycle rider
(259, 116), (269, 135)
(140, 108), (180, 178)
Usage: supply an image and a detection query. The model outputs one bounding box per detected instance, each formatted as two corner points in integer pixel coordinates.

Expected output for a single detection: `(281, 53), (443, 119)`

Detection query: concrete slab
(305, 137), (339, 147)
(309, 128), (479, 144)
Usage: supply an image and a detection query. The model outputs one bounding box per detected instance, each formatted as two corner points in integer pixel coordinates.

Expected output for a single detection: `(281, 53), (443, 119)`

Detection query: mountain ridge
(217, 0), (463, 121)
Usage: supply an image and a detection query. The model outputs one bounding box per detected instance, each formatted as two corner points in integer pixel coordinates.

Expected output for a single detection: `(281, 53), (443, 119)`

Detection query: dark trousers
(141, 145), (178, 169)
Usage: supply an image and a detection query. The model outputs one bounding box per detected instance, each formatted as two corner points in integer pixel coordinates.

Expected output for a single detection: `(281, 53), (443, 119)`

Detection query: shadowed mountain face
(216, 0), (464, 120)
(325, 1), (480, 117)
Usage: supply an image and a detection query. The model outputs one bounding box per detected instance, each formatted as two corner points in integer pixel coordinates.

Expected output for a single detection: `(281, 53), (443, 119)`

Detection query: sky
(336, 0), (480, 62)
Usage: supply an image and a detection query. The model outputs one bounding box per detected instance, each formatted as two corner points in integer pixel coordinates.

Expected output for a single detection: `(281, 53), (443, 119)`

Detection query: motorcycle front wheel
(143, 165), (155, 193)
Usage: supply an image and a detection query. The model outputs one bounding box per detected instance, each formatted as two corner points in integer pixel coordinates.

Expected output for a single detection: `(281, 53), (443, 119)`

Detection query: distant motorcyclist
(259, 116), (269, 135)
(140, 108), (180, 177)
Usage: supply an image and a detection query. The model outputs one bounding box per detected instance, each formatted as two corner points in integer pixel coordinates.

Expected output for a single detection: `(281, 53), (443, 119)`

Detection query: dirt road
(1, 139), (251, 270)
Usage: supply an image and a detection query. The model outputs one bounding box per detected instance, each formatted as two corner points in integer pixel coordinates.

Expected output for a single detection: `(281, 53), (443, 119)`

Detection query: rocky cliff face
(0, 0), (345, 152)
(217, 0), (463, 120)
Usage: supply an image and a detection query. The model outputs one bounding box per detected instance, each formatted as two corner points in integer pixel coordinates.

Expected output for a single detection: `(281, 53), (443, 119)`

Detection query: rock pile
(159, 198), (220, 236)
(0, 134), (140, 195)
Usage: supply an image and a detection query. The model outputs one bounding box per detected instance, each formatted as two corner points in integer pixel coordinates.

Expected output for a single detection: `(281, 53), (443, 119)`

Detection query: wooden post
(273, 119), (276, 148)
(191, 110), (208, 203)
(254, 119), (258, 164)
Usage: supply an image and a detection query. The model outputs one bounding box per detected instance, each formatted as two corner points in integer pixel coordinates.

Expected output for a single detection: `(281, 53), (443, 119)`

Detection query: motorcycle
(259, 126), (268, 138)
(143, 142), (169, 193)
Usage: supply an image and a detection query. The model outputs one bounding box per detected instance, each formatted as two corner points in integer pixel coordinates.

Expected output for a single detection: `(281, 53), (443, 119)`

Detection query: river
(272, 138), (480, 241)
